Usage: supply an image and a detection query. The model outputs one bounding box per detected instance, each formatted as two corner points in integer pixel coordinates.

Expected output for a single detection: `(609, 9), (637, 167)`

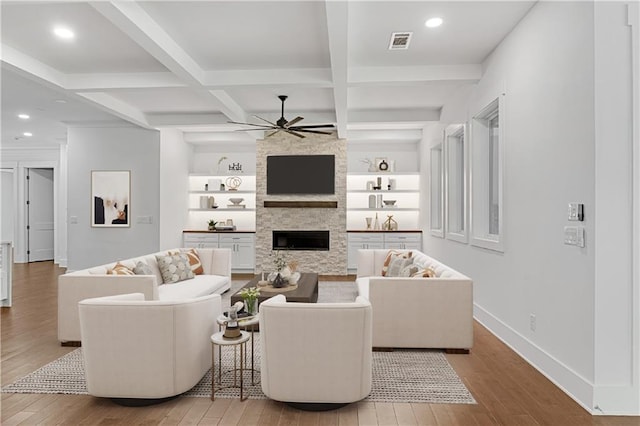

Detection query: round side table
(211, 331), (250, 401)
(217, 313), (260, 385)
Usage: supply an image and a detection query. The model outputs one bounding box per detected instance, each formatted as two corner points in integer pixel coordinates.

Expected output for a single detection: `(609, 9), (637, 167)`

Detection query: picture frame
(91, 170), (130, 227)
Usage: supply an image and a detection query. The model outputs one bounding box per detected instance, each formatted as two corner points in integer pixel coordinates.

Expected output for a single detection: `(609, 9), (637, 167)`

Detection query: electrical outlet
(530, 314), (536, 332)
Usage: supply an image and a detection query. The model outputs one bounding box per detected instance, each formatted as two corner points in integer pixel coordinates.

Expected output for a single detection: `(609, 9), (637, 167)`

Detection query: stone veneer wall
(255, 132), (347, 275)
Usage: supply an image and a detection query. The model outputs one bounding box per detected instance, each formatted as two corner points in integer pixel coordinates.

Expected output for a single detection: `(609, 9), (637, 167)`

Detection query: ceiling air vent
(388, 32), (413, 50)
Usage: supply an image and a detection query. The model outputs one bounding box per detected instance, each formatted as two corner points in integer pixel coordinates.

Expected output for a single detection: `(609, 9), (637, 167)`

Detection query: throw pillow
(385, 256), (415, 277)
(132, 261), (154, 275)
(155, 253), (195, 284)
(168, 248), (204, 275)
(381, 250), (412, 276)
(108, 262), (134, 276)
(411, 267), (437, 278)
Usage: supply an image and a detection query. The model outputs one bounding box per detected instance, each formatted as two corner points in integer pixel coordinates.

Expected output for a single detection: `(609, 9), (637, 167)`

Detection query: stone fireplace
(255, 132), (347, 275)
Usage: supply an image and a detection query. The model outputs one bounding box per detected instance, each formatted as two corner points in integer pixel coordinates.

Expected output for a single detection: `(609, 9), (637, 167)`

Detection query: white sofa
(59, 248), (231, 344)
(79, 292), (221, 401)
(356, 249), (473, 351)
(259, 294), (372, 406)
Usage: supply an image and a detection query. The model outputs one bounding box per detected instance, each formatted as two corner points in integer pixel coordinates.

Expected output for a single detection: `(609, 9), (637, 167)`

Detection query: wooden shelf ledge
(263, 201), (338, 208)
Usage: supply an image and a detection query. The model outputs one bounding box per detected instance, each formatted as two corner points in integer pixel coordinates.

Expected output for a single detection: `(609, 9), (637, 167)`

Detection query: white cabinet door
(219, 234), (255, 271)
(183, 233), (219, 249)
(347, 233), (384, 271)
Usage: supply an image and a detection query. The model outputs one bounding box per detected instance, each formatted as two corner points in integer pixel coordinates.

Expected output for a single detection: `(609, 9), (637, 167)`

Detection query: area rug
(1, 345), (475, 404)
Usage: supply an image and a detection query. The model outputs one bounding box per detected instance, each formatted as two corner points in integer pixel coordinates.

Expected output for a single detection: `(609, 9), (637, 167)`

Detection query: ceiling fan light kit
(229, 95), (336, 138)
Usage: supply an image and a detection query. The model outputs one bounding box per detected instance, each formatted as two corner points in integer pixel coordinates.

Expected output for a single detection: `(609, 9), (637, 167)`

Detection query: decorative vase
(245, 298), (258, 315)
(208, 225), (215, 231)
(272, 273), (286, 288)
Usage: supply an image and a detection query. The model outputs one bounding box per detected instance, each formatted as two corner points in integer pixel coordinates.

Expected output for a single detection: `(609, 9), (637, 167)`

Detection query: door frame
(9, 161), (58, 264)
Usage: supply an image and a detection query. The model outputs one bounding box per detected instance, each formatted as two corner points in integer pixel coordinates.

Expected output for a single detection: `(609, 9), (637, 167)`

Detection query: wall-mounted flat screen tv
(267, 155), (335, 194)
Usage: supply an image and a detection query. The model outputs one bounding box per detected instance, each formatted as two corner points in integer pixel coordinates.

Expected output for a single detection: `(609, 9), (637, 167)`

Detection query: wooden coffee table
(230, 272), (319, 307)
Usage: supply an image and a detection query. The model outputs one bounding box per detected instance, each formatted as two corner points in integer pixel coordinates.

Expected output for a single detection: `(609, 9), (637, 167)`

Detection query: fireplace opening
(272, 230), (330, 251)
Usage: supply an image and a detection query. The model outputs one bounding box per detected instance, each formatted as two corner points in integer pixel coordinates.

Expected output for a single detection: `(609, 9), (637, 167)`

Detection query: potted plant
(238, 286), (260, 315)
(207, 220), (217, 231)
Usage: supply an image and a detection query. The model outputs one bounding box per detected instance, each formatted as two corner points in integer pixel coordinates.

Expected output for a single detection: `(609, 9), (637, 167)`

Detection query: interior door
(27, 168), (54, 262)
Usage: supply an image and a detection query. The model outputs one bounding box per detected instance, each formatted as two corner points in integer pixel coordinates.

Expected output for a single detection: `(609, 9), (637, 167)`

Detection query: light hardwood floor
(1, 261), (638, 425)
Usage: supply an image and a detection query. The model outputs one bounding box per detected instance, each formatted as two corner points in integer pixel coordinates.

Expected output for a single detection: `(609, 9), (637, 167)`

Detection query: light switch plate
(568, 203), (584, 221)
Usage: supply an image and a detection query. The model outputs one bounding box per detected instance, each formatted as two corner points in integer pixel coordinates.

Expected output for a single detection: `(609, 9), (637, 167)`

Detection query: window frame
(470, 95), (505, 252)
(444, 123), (468, 243)
(430, 143), (444, 238)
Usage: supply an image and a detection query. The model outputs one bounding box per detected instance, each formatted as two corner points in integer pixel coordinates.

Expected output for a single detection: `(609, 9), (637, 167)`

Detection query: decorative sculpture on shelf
(225, 176), (242, 191)
(384, 215), (398, 231)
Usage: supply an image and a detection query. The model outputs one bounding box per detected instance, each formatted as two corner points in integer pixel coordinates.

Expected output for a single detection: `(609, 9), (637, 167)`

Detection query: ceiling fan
(228, 95), (335, 138)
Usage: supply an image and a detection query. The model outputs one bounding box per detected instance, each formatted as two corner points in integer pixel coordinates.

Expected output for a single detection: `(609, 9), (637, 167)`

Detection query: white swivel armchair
(259, 294), (372, 409)
(79, 293), (221, 404)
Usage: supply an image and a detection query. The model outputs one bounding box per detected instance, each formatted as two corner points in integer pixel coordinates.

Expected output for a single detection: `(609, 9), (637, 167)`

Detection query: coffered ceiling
(1, 1), (535, 147)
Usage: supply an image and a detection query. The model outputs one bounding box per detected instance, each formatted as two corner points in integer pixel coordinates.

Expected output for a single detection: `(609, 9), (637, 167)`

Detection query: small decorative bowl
(229, 197), (244, 205)
(383, 200), (397, 206)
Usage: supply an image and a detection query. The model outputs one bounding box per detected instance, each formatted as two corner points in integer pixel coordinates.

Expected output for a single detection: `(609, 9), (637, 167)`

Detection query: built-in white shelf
(348, 208), (419, 212)
(189, 190), (254, 195)
(188, 208), (256, 212)
(347, 190), (419, 194)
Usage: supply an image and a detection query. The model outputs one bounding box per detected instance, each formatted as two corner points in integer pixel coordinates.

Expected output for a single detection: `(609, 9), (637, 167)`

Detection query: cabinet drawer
(347, 233), (384, 244)
(384, 233), (421, 243)
(218, 234), (255, 244)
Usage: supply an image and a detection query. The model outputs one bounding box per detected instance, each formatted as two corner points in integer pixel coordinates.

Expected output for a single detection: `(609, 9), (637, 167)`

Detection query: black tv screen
(267, 155), (335, 194)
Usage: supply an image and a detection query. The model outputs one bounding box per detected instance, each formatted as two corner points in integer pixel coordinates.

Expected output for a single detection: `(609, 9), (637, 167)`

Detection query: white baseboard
(473, 303), (595, 414)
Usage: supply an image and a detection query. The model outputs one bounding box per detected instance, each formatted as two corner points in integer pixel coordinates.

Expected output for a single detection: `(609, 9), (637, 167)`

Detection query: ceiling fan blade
(266, 129), (282, 138)
(296, 129), (334, 135)
(284, 116), (304, 127)
(252, 115), (279, 127)
(285, 129), (306, 138)
(227, 121), (275, 129)
(288, 123), (335, 129)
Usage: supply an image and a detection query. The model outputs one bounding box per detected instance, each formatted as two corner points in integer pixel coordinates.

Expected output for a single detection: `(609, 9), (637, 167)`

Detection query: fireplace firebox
(272, 231), (330, 251)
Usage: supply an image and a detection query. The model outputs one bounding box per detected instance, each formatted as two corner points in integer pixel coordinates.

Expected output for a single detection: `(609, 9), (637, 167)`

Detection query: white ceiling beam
(90, 1), (248, 122)
(1, 44), (68, 88)
(202, 68), (332, 88)
(146, 113), (229, 127)
(66, 72), (185, 91)
(349, 64), (483, 86)
(325, 0), (349, 139)
(208, 90), (246, 123)
(76, 92), (151, 129)
(349, 108), (441, 123)
(184, 132), (256, 144)
(347, 129), (423, 141)
(89, 1), (204, 86)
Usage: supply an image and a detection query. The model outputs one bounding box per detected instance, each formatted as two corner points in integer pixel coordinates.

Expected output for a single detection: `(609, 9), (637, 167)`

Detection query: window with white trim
(430, 143), (444, 238)
(445, 124), (467, 243)
(471, 96), (504, 252)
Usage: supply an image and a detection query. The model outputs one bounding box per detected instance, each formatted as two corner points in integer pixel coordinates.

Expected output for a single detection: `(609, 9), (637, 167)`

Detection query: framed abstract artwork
(91, 171), (130, 227)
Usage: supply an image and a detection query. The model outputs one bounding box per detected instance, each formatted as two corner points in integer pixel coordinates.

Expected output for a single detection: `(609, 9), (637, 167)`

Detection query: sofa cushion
(381, 250), (412, 276)
(385, 256), (415, 277)
(411, 267), (437, 278)
(158, 275), (229, 300)
(132, 261), (154, 275)
(356, 277), (369, 300)
(108, 262), (134, 276)
(169, 248), (204, 275)
(155, 253), (195, 284)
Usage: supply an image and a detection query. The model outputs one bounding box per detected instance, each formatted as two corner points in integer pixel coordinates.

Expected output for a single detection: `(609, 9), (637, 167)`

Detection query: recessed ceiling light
(53, 26), (75, 40)
(23, 132), (33, 137)
(18, 113), (30, 119)
(425, 17), (443, 28)
(54, 99), (67, 104)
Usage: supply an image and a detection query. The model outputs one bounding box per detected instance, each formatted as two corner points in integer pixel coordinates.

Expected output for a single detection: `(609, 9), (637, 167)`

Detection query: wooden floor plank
(2, 262), (638, 426)
(357, 401), (378, 426)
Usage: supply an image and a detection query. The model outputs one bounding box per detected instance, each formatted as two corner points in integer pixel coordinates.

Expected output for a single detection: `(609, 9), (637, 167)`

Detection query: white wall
(159, 129), (191, 250)
(347, 141), (420, 173)
(67, 127), (160, 271)
(425, 0), (601, 412)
